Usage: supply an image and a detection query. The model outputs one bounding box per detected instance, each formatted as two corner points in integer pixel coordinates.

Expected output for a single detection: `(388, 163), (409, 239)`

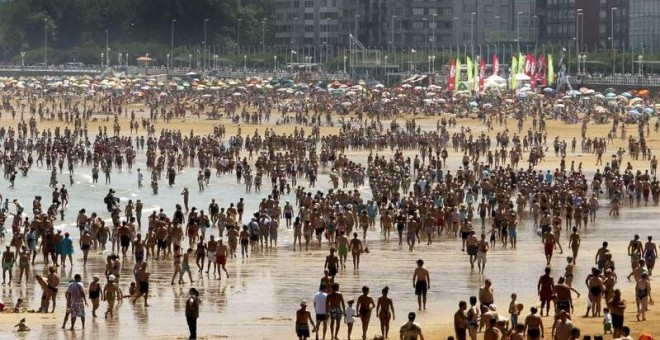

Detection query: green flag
(466, 57), (473, 81)
(511, 56), (518, 88)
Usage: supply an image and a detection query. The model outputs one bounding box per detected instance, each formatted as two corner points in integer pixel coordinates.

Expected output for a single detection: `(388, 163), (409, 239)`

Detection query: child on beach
(14, 318), (30, 332)
(344, 300), (356, 339)
(603, 308), (612, 334)
(508, 293), (520, 328)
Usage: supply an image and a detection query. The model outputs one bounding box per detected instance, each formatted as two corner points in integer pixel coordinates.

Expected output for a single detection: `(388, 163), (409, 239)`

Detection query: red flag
(537, 55), (547, 86)
(479, 58), (486, 92)
(530, 55), (537, 76)
(524, 54), (532, 75)
(492, 54), (499, 75)
(448, 59), (456, 91)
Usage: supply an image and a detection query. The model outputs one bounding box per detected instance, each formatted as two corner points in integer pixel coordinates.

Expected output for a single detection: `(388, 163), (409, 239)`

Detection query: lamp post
(203, 18), (209, 70)
(427, 55), (431, 73)
(20, 51), (25, 70)
(261, 18), (267, 54)
(638, 55), (643, 75)
(44, 17), (48, 68)
(166, 54), (170, 71)
(101, 52), (104, 68)
(431, 55), (436, 74)
(170, 19), (177, 69)
(431, 13), (437, 56)
(343, 55), (347, 74)
(390, 15), (397, 55)
(582, 54), (587, 74)
(422, 17), (428, 54)
(576, 9), (582, 54)
(274, 55), (278, 71)
(105, 29), (109, 67)
(453, 17), (460, 58)
(611, 7), (617, 75)
(243, 55), (247, 73)
(189, 54), (192, 69)
(516, 12), (523, 52)
(236, 18), (242, 54)
(470, 12), (476, 57)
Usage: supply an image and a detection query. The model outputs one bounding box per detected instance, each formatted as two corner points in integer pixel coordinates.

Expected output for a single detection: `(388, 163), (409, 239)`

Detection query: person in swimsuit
(103, 274), (121, 319)
(336, 231), (349, 269)
(295, 300), (316, 340)
(324, 248), (339, 278)
(216, 239), (230, 279)
(376, 286), (395, 339)
(88, 276), (102, 317)
(2, 246), (15, 284)
(523, 307), (544, 340)
(349, 233), (363, 270)
(586, 268), (605, 317)
(635, 273), (652, 321)
(171, 245), (184, 285)
(644, 236), (658, 275)
(537, 267), (554, 316)
(412, 259), (430, 310)
(325, 282), (345, 340)
(356, 286), (375, 340)
(399, 312), (424, 340)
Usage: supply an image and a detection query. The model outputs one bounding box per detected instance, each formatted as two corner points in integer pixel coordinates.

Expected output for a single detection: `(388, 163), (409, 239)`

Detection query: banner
(548, 54), (555, 85)
(537, 54), (547, 86)
(479, 58), (485, 92)
(448, 59), (456, 91)
(511, 56), (518, 88)
(529, 54), (536, 76)
(518, 53), (525, 75)
(466, 57), (473, 81)
(474, 59), (479, 91)
(456, 57), (461, 82)
(492, 54), (499, 75)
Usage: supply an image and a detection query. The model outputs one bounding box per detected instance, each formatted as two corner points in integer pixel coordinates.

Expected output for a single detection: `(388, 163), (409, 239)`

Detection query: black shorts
(461, 231), (470, 240)
(328, 266), (337, 277)
(81, 244), (90, 251)
(455, 327), (467, 340)
(250, 235), (258, 242)
(157, 239), (167, 249)
(296, 325), (310, 338)
(415, 281), (428, 296)
(612, 313), (624, 329)
(139, 281), (149, 294)
(556, 300), (571, 312)
(316, 314), (327, 322)
(120, 235), (130, 248)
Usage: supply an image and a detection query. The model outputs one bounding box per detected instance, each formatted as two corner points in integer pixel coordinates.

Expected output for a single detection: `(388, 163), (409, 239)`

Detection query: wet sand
(1, 108), (660, 339)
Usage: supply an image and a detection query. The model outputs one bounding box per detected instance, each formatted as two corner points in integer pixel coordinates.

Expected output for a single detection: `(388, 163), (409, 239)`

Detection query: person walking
(185, 287), (201, 340)
(66, 274), (88, 330)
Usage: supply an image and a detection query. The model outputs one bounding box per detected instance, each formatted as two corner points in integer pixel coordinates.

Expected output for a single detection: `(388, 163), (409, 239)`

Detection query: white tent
(485, 74), (507, 84)
(514, 73), (531, 81)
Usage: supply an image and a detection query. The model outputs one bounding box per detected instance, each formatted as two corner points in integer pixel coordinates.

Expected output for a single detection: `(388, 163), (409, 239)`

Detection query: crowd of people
(0, 77), (658, 340)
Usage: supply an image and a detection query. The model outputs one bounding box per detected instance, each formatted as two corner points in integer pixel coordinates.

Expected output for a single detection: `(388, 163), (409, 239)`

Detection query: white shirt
(344, 306), (356, 323)
(313, 291), (327, 315)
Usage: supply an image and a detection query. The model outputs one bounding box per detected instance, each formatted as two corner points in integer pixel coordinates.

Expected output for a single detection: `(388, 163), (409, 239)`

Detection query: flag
(456, 57), (461, 82)
(548, 54), (555, 85)
(518, 53), (525, 74)
(537, 54), (547, 86)
(465, 57), (474, 81)
(529, 54), (536, 76)
(291, 50), (297, 55)
(474, 59), (479, 91)
(492, 54), (499, 75)
(448, 59), (456, 91)
(479, 58), (485, 92)
(511, 56), (518, 88)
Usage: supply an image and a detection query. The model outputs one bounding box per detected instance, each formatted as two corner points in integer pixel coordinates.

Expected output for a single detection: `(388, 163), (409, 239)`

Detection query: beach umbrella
(567, 90), (581, 96)
(554, 104), (565, 108)
(401, 84), (412, 89)
(605, 93), (617, 99)
(629, 109), (640, 115)
(604, 87), (615, 94)
(425, 92), (436, 97)
(341, 101), (352, 107)
(543, 87), (555, 93)
(630, 97), (643, 104)
(374, 83), (385, 89)
(643, 107), (655, 114)
(469, 101), (478, 107)
(594, 106), (607, 113)
(483, 103), (493, 109)
(232, 92), (242, 96)
(621, 92), (633, 98)
(518, 92), (528, 98)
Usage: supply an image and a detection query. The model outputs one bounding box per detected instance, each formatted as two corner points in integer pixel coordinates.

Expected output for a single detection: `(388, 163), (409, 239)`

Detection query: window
(412, 21), (425, 29)
(305, 25), (314, 32)
(600, 10), (606, 19)
(304, 1), (313, 8)
(304, 13), (313, 20)
(412, 8), (424, 16)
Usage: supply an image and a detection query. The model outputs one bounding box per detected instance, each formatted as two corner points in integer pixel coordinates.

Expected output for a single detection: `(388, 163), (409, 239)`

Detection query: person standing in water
(412, 259), (430, 310)
(376, 286), (395, 339)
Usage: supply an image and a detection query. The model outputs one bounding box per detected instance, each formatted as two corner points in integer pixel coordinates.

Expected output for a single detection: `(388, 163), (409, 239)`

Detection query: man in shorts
(477, 234), (489, 274)
(313, 283), (329, 340)
(206, 235), (218, 275)
(325, 283), (345, 340)
(412, 259), (430, 310)
(215, 239), (229, 279)
(296, 300), (316, 340)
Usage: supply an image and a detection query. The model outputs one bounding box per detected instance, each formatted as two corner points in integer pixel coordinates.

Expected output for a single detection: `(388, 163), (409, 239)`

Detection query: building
(273, 0), (342, 62)
(538, 0), (628, 53)
(628, 0), (660, 53)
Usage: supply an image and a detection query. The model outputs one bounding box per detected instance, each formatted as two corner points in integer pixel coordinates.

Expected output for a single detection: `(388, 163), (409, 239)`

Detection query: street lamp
(453, 17), (460, 58)
(638, 55), (644, 75)
(170, 19), (177, 69)
(422, 17), (428, 54)
(166, 54), (170, 70)
(581, 54), (587, 74)
(189, 54), (192, 69)
(576, 9), (583, 54)
(261, 18), (267, 54)
(44, 17), (48, 68)
(431, 55), (436, 74)
(105, 29), (109, 67)
(274, 55), (278, 71)
(243, 55), (247, 72)
(236, 18), (243, 53)
(470, 12), (476, 57)
(101, 52), (104, 68)
(20, 51), (25, 70)
(516, 12), (523, 52)
(611, 7), (617, 75)
(427, 55), (432, 73)
(343, 55), (347, 74)
(203, 18), (209, 69)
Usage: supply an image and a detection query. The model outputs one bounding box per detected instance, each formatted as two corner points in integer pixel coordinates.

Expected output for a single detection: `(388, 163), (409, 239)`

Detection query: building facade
(628, 0), (660, 53)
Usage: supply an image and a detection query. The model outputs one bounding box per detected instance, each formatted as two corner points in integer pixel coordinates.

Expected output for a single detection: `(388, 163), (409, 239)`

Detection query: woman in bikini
(587, 268), (605, 317)
(635, 273), (652, 321)
(355, 286), (375, 340)
(88, 276), (102, 317)
(376, 287), (395, 339)
(103, 274), (121, 319)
